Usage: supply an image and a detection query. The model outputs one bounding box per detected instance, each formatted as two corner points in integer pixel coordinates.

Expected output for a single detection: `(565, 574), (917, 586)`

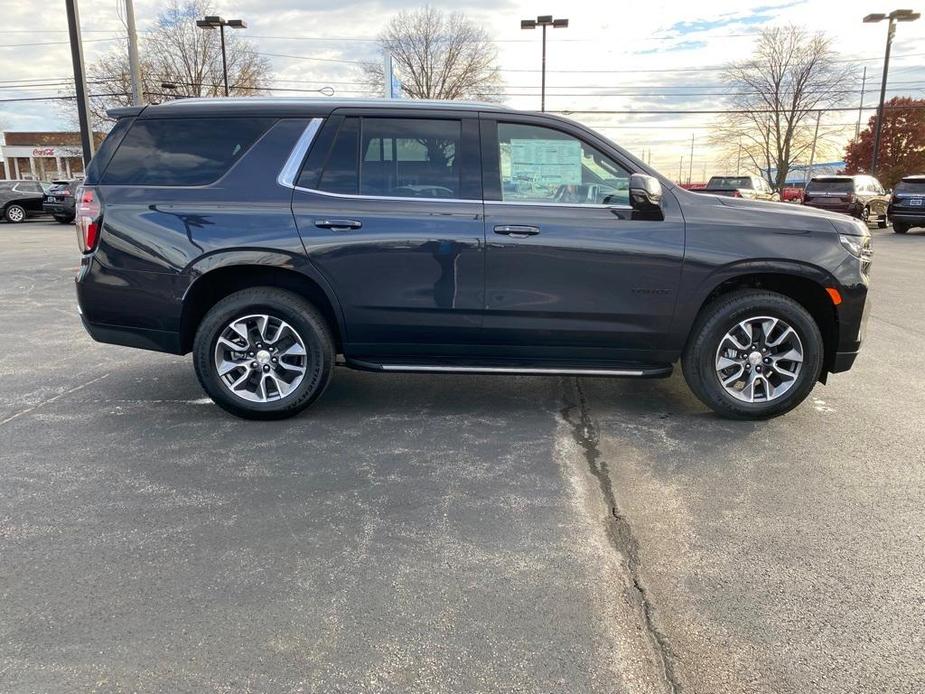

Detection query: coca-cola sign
(32, 147), (56, 157)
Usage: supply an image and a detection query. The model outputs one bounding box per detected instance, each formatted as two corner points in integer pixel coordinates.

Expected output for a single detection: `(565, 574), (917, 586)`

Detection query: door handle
(494, 224), (540, 237)
(314, 218), (362, 231)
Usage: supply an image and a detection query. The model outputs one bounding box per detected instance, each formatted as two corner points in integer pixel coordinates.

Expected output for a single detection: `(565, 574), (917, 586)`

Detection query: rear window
(708, 177), (753, 190)
(807, 179), (853, 193)
(896, 179), (925, 193)
(102, 117), (275, 186)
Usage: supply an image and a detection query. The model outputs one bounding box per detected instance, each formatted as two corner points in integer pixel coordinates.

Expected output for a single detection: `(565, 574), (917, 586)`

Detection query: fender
(669, 258), (840, 348)
(181, 248), (348, 341)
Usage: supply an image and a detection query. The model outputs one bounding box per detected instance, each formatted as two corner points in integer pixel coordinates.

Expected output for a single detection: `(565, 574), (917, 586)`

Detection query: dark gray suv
(74, 98), (871, 420)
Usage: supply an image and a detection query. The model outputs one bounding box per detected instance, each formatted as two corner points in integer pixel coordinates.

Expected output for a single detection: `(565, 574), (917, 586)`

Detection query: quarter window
(497, 123), (630, 206)
(102, 117), (275, 186)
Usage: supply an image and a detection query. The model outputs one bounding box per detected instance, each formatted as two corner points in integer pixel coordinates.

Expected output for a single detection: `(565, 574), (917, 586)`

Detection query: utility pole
(678, 155), (684, 184)
(125, 0), (143, 105)
(856, 65), (867, 139)
(521, 15), (568, 112)
(688, 133), (694, 184)
(805, 110), (822, 187)
(65, 0), (94, 165)
(735, 141), (742, 175)
(863, 10), (920, 174)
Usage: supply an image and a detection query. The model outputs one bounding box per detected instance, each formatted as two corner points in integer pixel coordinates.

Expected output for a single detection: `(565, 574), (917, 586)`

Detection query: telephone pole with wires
(124, 0), (143, 105)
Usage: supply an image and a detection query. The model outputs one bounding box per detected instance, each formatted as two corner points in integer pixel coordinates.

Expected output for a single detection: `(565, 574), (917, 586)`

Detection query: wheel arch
(179, 257), (345, 355)
(686, 265), (840, 378)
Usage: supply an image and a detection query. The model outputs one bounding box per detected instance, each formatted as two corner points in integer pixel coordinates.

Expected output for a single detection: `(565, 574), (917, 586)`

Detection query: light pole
(196, 15), (247, 97)
(520, 15), (568, 112)
(863, 9), (920, 174)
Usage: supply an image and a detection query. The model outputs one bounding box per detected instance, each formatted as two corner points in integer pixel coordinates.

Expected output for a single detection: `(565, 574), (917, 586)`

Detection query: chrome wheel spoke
(715, 315), (803, 404)
(214, 313), (309, 403)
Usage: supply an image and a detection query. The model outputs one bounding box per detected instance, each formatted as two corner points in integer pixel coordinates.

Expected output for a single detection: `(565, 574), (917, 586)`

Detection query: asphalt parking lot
(1, 219), (923, 693)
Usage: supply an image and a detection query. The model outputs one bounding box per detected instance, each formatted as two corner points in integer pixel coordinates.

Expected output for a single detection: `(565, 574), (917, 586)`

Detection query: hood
(678, 188), (868, 236)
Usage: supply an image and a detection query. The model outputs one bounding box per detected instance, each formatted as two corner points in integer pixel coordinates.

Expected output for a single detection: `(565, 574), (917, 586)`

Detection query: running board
(346, 359), (673, 378)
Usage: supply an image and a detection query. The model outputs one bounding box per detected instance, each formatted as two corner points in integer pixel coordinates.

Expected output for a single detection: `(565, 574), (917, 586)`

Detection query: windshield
(708, 177), (753, 190)
(896, 179), (925, 193)
(807, 179), (853, 192)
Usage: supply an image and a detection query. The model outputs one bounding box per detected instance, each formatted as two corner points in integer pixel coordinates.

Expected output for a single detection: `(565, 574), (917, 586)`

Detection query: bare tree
(64, 0), (271, 129)
(710, 26), (856, 189)
(361, 6), (502, 101)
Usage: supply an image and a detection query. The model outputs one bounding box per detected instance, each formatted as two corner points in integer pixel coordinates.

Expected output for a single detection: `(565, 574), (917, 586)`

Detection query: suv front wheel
(193, 287), (335, 420)
(682, 290), (823, 419)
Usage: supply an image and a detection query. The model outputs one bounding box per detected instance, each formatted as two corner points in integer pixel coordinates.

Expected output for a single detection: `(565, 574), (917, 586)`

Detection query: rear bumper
(804, 201), (861, 217)
(79, 313), (182, 354)
(888, 210), (925, 225)
(43, 202), (74, 216)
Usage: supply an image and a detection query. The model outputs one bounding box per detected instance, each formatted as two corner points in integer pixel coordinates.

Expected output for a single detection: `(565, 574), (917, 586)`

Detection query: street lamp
(196, 15), (247, 97)
(863, 9), (920, 174)
(520, 15), (568, 112)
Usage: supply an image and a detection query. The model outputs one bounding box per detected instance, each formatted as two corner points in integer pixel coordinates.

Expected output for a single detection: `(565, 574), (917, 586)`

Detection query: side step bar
(346, 360), (673, 378)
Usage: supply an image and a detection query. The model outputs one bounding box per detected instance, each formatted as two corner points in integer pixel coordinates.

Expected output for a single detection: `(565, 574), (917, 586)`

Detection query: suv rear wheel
(893, 223), (909, 234)
(4, 204), (26, 223)
(682, 290), (823, 419)
(193, 287), (335, 420)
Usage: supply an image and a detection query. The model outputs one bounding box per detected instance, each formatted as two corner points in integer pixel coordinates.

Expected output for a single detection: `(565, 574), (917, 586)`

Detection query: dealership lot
(1, 220), (923, 692)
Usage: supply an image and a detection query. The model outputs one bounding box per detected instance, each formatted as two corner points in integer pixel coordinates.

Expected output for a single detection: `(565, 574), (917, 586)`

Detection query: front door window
(497, 123), (630, 206)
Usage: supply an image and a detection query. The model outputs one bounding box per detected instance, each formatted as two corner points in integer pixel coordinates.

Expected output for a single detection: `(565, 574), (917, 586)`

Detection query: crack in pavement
(561, 377), (681, 694)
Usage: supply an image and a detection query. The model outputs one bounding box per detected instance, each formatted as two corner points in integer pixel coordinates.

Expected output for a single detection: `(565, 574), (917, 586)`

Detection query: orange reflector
(826, 287), (842, 305)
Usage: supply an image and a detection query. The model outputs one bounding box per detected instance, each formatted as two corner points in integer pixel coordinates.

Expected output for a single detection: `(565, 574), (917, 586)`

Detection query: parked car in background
(74, 98), (871, 422)
(698, 175), (780, 201)
(0, 180), (47, 223)
(803, 175), (889, 227)
(888, 175), (925, 234)
(780, 185), (805, 203)
(42, 179), (81, 223)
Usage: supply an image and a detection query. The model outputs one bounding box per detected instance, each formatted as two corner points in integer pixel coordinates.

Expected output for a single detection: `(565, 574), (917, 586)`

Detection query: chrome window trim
(291, 185), (478, 204)
(277, 117), (324, 189)
(485, 199), (634, 211)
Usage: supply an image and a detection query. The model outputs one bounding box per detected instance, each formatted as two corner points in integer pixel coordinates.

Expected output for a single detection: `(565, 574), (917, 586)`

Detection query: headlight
(839, 233), (871, 260)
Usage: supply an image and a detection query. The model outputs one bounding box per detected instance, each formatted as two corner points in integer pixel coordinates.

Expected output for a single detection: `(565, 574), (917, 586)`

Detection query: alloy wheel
(213, 313), (308, 403)
(7, 206), (24, 222)
(714, 316), (804, 403)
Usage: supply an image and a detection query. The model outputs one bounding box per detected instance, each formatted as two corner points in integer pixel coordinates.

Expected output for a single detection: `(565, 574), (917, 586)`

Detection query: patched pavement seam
(561, 377), (681, 694)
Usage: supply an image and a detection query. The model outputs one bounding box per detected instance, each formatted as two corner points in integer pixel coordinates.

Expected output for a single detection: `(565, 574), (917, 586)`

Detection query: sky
(1, 0), (923, 180)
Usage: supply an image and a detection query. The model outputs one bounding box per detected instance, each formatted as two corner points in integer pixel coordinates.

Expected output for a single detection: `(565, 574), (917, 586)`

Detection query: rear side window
(306, 117), (464, 199)
(102, 117), (274, 186)
(360, 118), (460, 198)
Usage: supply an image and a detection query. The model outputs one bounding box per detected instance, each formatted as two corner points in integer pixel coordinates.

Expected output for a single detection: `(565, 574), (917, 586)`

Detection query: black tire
(4, 204), (26, 223)
(193, 287), (335, 420)
(860, 206), (871, 225)
(878, 214), (889, 229)
(681, 290), (824, 420)
(893, 224), (908, 234)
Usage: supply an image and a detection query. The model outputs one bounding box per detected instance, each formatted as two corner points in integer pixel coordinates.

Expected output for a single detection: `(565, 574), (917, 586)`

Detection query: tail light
(731, 190), (742, 197)
(843, 193), (856, 203)
(75, 186), (102, 253)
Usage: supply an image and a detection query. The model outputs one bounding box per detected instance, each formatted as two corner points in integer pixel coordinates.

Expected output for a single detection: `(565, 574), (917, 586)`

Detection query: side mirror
(629, 174), (663, 210)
